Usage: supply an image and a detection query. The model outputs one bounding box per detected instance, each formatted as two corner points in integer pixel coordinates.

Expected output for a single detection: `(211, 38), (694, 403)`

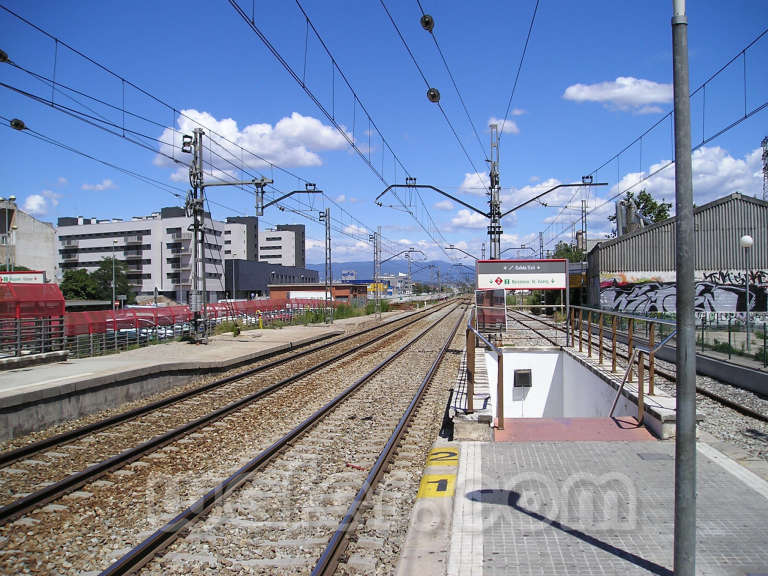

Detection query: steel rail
(510, 310), (768, 424)
(98, 303), (461, 576)
(505, 310), (562, 347)
(0, 302), (454, 524)
(0, 302), (448, 468)
(311, 304), (467, 575)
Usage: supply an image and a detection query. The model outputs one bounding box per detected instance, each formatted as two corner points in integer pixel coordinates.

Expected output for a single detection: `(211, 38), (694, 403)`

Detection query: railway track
(0, 302), (451, 522)
(507, 309), (768, 424)
(103, 302), (466, 575)
(0, 303), (464, 575)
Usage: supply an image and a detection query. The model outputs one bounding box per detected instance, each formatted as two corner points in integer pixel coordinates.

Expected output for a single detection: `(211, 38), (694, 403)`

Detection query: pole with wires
(369, 228), (381, 319)
(182, 128), (205, 343)
(488, 124), (502, 259)
(672, 1), (696, 574)
(319, 208), (332, 324)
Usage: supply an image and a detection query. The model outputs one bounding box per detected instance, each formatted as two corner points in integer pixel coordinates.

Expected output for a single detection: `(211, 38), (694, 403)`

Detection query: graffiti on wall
(599, 269), (767, 314)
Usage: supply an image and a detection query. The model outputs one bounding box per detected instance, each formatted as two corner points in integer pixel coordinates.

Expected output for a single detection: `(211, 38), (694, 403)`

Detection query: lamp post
(112, 239), (118, 311)
(740, 234), (753, 352)
(10, 225), (17, 271)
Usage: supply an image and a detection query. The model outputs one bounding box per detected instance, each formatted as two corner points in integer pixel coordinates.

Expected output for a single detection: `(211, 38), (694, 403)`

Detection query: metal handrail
(466, 309), (502, 355)
(635, 329), (678, 355)
(570, 304), (677, 327)
(465, 306), (505, 428)
(609, 328), (677, 420)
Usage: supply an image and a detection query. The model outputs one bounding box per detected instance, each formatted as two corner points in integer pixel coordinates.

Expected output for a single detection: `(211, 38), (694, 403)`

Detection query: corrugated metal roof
(589, 193), (768, 272)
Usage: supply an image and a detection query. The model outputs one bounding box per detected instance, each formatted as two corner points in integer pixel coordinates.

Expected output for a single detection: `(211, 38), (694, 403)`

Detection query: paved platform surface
(0, 324), (342, 409)
(443, 439), (768, 575)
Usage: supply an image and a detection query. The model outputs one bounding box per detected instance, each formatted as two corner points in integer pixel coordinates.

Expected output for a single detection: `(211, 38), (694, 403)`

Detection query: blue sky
(1, 0), (766, 269)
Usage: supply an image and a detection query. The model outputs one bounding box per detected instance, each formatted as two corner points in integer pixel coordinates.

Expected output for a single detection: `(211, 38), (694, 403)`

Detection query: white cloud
(82, 178), (117, 191)
(459, 171), (490, 196)
(488, 116), (519, 134)
(343, 224), (369, 236)
(348, 197), (359, 204)
(57, 177), (68, 186)
(155, 110), (350, 176)
(23, 194), (46, 215)
(611, 146), (762, 207)
(335, 194), (346, 203)
(563, 76), (672, 114)
(23, 189), (62, 215)
(503, 178), (564, 207)
(434, 199), (454, 211)
(451, 209), (488, 229)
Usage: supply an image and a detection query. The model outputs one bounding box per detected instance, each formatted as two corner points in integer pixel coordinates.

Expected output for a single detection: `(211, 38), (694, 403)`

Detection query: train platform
(0, 311), (406, 441)
(396, 347), (768, 575)
(398, 427), (768, 575)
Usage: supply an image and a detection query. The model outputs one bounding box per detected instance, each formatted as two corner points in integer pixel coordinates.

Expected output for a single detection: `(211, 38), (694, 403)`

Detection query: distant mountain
(306, 260), (471, 283)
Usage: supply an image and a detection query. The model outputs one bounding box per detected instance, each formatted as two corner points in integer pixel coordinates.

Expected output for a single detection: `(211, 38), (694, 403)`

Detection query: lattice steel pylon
(319, 208), (332, 324)
(762, 136), (768, 201)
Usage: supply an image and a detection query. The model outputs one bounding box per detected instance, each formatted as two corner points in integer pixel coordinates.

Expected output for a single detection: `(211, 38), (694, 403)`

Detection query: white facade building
(258, 228), (297, 266)
(0, 198), (58, 281)
(57, 207), (225, 302)
(223, 223), (248, 260)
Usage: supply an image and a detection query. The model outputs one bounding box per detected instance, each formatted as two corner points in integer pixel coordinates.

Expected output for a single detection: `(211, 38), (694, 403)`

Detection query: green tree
(552, 241), (584, 263)
(60, 268), (100, 300)
(91, 258), (135, 304)
(608, 189), (672, 235)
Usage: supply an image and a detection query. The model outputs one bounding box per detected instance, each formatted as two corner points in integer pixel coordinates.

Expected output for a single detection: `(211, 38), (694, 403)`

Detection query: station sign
(476, 259), (567, 291)
(0, 271), (46, 284)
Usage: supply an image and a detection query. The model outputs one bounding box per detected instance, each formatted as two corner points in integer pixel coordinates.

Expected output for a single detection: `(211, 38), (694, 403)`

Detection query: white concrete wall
(13, 211), (58, 281)
(484, 349), (636, 419)
(562, 353), (636, 418)
(485, 350), (563, 418)
(223, 223), (247, 259)
(259, 229), (296, 266)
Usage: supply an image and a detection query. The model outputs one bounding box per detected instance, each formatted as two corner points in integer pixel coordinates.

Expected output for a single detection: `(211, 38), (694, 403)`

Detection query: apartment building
(57, 206), (225, 302)
(0, 197), (58, 281)
(224, 216), (259, 261)
(258, 224), (305, 267)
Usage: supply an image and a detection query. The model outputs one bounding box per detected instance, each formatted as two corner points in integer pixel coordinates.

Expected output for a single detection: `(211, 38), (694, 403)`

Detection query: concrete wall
(14, 210), (58, 281)
(562, 353), (635, 418)
(485, 349), (636, 420)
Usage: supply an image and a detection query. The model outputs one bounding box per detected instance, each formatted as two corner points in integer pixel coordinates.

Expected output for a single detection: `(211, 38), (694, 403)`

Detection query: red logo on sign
(494, 276), (503, 285)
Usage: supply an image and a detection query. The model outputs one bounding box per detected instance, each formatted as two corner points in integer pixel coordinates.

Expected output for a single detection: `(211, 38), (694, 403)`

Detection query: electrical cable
(415, 0), (486, 159)
(498, 0), (539, 143)
(232, 0), (459, 261)
(0, 4), (311, 186)
(541, 27), (768, 248)
(378, 0), (489, 192)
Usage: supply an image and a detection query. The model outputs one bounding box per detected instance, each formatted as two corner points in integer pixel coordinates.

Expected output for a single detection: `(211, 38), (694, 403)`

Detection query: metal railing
(0, 317), (66, 358)
(465, 306), (505, 429)
(567, 305), (678, 423)
(609, 328), (677, 423)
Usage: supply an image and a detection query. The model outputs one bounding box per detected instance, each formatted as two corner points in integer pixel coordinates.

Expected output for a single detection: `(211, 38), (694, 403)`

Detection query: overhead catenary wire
(0, 5), (311, 187)
(414, 0), (486, 159)
(541, 26), (768, 249)
(498, 0), (539, 143)
(231, 0), (458, 261)
(378, 0), (489, 193)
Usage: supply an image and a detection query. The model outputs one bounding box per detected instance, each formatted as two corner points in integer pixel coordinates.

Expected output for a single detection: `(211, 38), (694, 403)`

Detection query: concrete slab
(493, 417), (657, 442)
